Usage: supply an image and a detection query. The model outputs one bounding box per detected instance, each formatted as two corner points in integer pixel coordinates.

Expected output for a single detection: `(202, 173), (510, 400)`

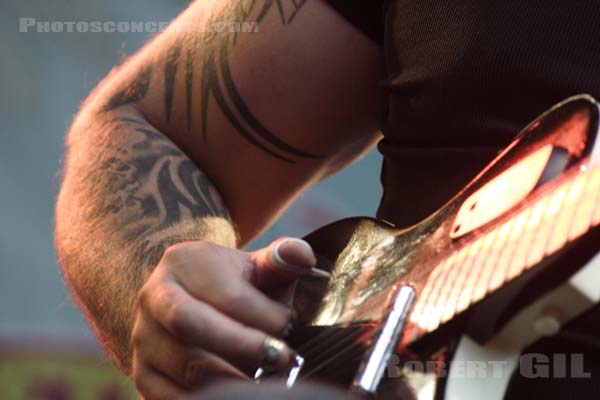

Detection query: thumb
(250, 237), (329, 290)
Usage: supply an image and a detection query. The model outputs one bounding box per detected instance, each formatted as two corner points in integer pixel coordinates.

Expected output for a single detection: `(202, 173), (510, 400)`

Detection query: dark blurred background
(0, 1), (382, 398)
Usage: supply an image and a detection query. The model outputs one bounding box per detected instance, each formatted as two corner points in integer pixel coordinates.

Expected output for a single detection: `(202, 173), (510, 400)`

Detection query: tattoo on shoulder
(103, 0), (321, 164)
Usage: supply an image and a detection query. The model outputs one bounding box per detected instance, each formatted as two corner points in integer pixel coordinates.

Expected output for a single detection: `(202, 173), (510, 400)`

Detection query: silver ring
(260, 336), (287, 370)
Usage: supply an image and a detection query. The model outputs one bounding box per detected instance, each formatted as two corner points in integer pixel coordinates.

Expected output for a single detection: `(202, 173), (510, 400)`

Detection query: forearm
(55, 106), (235, 373)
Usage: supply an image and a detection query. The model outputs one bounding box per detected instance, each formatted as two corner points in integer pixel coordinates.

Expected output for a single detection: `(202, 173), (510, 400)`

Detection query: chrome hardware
(254, 353), (305, 388)
(350, 284), (416, 396)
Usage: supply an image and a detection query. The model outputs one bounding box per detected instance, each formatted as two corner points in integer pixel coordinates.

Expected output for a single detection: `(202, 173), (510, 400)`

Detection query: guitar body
(258, 95), (600, 399)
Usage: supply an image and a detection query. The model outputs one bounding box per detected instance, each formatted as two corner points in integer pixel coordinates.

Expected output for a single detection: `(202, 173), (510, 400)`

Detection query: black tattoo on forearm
(104, 0), (322, 163)
(100, 117), (230, 265)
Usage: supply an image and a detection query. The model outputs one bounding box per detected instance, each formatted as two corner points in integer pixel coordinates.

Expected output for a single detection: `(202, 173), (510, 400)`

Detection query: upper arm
(86, 0), (385, 244)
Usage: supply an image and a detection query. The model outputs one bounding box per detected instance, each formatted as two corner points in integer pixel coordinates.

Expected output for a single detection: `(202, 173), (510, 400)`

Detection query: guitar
(255, 94), (600, 399)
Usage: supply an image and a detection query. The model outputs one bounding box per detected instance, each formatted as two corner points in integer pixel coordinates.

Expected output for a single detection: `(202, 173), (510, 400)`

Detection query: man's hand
(130, 237), (321, 398)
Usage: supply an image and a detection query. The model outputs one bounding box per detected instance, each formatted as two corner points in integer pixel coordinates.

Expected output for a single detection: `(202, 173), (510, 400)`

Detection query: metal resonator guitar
(255, 95), (600, 399)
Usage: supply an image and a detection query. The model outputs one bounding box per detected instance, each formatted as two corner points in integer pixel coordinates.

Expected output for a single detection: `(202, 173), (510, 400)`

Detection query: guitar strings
(295, 325), (365, 356)
(293, 325), (356, 355)
(301, 339), (368, 380)
(300, 326), (368, 365)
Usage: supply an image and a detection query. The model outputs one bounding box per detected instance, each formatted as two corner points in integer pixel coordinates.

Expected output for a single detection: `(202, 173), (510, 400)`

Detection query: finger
(171, 266), (293, 336)
(162, 242), (292, 335)
(145, 282), (294, 371)
(132, 314), (247, 389)
(251, 237), (329, 290)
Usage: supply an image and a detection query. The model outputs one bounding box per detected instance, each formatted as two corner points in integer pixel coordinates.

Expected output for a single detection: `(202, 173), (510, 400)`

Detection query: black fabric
(377, 0), (600, 227)
(325, 0), (384, 44)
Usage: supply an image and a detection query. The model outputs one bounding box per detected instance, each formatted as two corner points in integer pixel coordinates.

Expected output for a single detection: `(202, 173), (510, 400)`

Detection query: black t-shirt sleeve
(325, 0), (384, 45)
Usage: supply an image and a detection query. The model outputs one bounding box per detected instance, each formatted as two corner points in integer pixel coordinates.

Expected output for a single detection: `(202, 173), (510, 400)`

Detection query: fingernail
(272, 238), (312, 267)
(271, 238), (330, 279)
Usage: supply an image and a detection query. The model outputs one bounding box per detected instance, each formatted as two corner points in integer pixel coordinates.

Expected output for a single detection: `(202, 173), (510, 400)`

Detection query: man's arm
(55, 0), (384, 393)
(56, 107), (236, 372)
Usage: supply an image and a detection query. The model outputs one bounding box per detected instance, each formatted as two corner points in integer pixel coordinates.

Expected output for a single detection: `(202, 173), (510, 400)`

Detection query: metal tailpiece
(350, 284), (417, 396)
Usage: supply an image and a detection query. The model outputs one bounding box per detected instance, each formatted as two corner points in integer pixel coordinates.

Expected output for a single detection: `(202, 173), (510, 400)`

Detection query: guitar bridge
(350, 284), (417, 396)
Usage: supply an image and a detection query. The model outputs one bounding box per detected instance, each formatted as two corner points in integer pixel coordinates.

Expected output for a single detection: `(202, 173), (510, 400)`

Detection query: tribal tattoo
(105, 0), (319, 163)
(98, 116), (230, 265)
